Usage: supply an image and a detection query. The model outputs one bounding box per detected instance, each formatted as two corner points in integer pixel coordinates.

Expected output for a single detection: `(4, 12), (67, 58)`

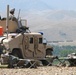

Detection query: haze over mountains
(21, 0), (76, 41)
(25, 10), (76, 41)
(2, 0), (76, 41)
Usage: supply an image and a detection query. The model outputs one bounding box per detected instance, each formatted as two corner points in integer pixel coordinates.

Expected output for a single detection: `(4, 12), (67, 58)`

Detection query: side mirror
(43, 38), (47, 45)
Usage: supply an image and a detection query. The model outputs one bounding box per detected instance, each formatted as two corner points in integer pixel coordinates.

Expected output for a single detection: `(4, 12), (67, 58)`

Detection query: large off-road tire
(46, 49), (53, 56)
(11, 49), (23, 58)
(40, 59), (50, 66)
(64, 60), (70, 67)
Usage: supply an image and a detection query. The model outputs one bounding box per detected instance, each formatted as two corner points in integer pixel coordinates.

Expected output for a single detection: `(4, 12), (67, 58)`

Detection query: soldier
(9, 8), (18, 23)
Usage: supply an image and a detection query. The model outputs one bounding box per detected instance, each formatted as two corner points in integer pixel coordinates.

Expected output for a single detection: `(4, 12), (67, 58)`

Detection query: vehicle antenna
(17, 9), (21, 20)
(6, 5), (9, 39)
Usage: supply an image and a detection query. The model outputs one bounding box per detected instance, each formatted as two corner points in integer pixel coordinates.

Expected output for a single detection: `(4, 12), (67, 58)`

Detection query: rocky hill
(23, 10), (76, 41)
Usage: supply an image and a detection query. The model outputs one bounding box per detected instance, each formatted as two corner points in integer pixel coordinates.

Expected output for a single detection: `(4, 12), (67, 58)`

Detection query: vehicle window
(39, 38), (42, 44)
(30, 37), (33, 43)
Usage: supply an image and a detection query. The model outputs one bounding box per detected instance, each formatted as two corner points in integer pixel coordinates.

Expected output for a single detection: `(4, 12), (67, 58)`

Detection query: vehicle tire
(11, 49), (23, 58)
(46, 49), (52, 56)
(64, 60), (70, 67)
(40, 59), (50, 66)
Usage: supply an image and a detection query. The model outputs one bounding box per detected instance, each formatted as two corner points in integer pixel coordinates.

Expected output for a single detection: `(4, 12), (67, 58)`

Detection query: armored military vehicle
(0, 5), (53, 67)
(65, 53), (76, 66)
(56, 53), (76, 67)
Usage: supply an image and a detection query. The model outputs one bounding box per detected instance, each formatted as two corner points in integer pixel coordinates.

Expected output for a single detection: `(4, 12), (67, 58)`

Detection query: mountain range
(2, 0), (76, 41)
(21, 9), (76, 41)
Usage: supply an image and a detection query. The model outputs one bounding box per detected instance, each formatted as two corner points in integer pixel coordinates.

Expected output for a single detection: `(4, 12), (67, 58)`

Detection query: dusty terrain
(0, 66), (76, 75)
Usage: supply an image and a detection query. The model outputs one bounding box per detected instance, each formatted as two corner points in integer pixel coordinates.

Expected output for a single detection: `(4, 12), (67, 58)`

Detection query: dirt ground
(0, 66), (76, 75)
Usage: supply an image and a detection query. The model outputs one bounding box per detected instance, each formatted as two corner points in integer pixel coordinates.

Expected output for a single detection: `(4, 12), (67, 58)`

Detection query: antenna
(6, 5), (9, 39)
(17, 9), (21, 20)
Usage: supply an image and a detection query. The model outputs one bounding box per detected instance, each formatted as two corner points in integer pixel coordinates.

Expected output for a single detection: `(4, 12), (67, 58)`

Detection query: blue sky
(42, 0), (76, 10)
(0, 0), (76, 17)
(0, 0), (76, 11)
(1, 0), (76, 40)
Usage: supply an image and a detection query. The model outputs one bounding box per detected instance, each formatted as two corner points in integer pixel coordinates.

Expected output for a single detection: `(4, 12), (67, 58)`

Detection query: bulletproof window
(39, 38), (42, 44)
(30, 37), (33, 43)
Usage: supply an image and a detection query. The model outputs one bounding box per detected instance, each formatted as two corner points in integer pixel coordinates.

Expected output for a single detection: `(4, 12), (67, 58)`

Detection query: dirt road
(0, 66), (76, 75)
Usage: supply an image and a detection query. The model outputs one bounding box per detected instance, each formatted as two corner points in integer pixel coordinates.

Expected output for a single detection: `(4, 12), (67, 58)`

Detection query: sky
(0, 0), (76, 17)
(0, 0), (76, 11)
(42, 0), (76, 10)
(0, 0), (76, 40)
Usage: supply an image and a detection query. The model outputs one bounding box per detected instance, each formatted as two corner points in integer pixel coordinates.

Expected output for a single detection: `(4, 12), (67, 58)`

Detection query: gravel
(0, 66), (76, 75)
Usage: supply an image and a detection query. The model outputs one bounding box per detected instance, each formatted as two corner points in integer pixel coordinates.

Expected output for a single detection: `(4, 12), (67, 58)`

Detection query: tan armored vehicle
(0, 5), (53, 67)
(0, 19), (53, 59)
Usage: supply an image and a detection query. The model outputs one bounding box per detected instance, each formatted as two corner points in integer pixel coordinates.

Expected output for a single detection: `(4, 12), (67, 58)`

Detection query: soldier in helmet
(9, 8), (18, 23)
(10, 8), (15, 15)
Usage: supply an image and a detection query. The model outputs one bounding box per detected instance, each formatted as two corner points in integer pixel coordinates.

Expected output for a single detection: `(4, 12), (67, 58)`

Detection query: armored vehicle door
(34, 35), (45, 58)
(22, 35), (34, 58)
(22, 34), (45, 59)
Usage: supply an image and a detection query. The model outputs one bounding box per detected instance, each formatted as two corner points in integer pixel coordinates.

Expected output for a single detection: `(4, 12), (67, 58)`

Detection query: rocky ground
(0, 66), (76, 75)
